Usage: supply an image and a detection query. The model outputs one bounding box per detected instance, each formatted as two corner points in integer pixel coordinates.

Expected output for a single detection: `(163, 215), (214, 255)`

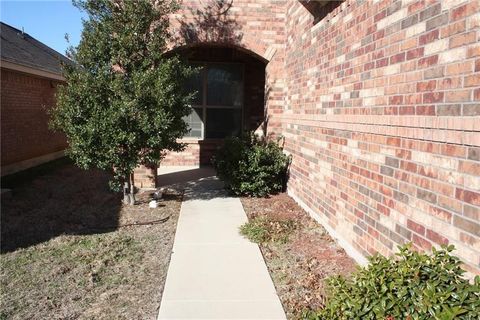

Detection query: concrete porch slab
(157, 166), (215, 188)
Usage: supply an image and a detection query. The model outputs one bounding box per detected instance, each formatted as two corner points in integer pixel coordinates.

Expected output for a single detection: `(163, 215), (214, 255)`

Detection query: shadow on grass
(1, 160), (122, 253)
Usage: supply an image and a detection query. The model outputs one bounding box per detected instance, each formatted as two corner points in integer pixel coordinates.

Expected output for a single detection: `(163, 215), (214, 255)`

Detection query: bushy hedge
(213, 133), (291, 197)
(307, 245), (480, 320)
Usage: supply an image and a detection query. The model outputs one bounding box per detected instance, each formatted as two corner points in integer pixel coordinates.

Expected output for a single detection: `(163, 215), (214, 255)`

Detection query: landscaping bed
(241, 193), (356, 319)
(1, 163), (181, 320)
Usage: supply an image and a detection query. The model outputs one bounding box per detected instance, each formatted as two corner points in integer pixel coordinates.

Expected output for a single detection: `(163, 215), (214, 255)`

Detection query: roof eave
(1, 59), (65, 81)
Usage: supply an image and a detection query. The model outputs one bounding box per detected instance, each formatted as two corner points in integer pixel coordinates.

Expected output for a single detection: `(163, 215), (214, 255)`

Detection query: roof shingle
(1, 22), (70, 75)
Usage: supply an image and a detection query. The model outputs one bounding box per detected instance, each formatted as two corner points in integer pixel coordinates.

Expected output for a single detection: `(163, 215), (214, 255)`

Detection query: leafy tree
(50, 0), (195, 204)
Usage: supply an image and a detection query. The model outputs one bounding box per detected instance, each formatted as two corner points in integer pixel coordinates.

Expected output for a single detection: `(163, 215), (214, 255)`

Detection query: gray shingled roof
(1, 22), (70, 75)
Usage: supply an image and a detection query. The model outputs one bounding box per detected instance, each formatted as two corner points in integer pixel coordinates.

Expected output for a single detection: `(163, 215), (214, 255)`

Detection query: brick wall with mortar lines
(282, 0), (480, 274)
(1, 68), (67, 168)
(133, 164), (159, 189)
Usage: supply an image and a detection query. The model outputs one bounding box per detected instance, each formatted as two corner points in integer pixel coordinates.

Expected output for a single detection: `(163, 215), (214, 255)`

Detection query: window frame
(184, 61), (245, 140)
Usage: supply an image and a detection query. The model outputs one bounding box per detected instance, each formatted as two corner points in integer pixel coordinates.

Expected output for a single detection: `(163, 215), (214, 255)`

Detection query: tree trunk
(123, 174), (136, 205)
(129, 173), (136, 205)
(123, 181), (129, 204)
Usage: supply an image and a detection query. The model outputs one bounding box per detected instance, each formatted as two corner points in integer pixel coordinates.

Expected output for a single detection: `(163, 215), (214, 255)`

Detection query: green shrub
(213, 133), (291, 197)
(240, 215), (297, 244)
(306, 245), (480, 320)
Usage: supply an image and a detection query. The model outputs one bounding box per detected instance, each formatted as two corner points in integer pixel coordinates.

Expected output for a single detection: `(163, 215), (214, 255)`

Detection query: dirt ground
(1, 163), (181, 320)
(241, 193), (356, 319)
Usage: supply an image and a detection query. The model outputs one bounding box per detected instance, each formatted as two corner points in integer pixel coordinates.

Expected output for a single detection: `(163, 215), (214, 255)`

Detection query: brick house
(135, 0), (480, 274)
(1, 22), (68, 177)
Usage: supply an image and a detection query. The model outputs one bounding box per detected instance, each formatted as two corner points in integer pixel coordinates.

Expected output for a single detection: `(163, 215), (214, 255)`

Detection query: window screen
(183, 107), (203, 138)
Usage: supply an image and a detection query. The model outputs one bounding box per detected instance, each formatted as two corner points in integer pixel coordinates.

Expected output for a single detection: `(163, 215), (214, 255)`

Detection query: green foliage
(50, 0), (195, 190)
(306, 244), (480, 320)
(240, 215), (297, 244)
(213, 133), (291, 197)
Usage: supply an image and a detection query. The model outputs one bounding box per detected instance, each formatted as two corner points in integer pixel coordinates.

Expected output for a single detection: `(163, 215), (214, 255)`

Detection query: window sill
(178, 138), (225, 144)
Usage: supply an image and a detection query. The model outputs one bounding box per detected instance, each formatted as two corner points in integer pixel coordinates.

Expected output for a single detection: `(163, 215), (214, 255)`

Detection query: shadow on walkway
(157, 166), (231, 201)
(157, 166), (215, 187)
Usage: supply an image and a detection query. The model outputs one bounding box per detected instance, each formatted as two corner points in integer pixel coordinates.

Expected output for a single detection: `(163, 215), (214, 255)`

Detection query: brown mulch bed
(1, 162), (182, 320)
(241, 193), (356, 319)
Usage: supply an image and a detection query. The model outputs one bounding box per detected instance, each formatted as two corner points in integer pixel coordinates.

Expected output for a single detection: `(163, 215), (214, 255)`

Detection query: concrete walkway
(158, 170), (286, 319)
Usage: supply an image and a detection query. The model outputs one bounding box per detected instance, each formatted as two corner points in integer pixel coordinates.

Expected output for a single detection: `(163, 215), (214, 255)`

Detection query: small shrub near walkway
(308, 245), (480, 320)
(214, 133), (291, 197)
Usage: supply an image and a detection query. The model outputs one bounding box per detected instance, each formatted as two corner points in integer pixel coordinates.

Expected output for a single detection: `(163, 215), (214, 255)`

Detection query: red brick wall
(1, 68), (67, 168)
(162, 141), (202, 166)
(282, 0), (480, 274)
(164, 0), (480, 274)
(162, 139), (229, 166)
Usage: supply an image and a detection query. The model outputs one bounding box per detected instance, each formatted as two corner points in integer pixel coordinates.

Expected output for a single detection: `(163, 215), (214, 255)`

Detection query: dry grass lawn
(1, 162), (181, 320)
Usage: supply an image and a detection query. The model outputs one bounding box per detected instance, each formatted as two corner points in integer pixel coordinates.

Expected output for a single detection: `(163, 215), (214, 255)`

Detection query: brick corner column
(133, 164), (157, 189)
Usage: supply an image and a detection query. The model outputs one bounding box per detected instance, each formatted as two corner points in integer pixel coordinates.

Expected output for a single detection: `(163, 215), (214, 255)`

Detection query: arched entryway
(163, 45), (267, 166)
